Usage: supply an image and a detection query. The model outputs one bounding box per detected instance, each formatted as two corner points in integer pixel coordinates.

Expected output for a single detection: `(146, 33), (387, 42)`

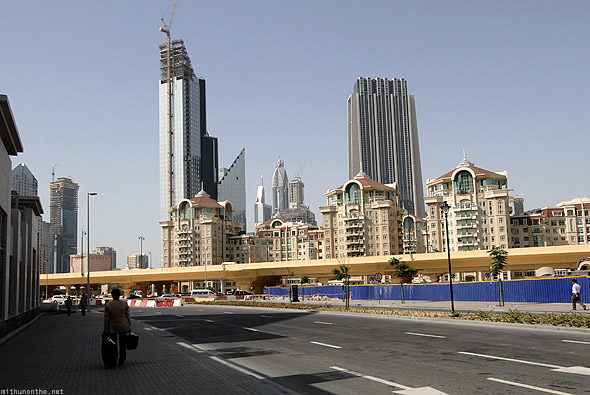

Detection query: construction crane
(160, 0), (178, 268)
(160, 0), (178, 215)
(295, 161), (306, 181)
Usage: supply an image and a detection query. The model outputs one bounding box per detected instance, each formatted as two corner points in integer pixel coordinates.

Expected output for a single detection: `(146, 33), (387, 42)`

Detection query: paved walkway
(0, 307), (287, 395)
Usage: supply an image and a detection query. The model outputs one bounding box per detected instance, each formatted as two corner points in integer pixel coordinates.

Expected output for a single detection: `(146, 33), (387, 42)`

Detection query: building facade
(127, 253), (149, 269)
(0, 94), (43, 337)
(425, 156), (510, 253)
(272, 159), (288, 215)
(93, 246), (117, 270)
(218, 148), (246, 231)
(348, 77), (425, 217)
(159, 39), (218, 222)
(402, 213), (427, 254)
(320, 172), (404, 259)
(509, 197), (590, 248)
(70, 254), (113, 273)
(160, 189), (242, 268)
(254, 176), (271, 227)
(49, 177), (79, 273)
(12, 163), (38, 196)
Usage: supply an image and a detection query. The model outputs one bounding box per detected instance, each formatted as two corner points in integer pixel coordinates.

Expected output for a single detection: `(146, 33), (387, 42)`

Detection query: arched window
(345, 183), (361, 205)
(179, 201), (191, 220)
(454, 171), (474, 194)
(403, 216), (414, 232)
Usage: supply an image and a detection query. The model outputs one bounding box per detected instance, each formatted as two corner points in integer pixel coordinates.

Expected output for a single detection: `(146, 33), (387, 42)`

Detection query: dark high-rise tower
(159, 39), (218, 221)
(348, 77), (425, 217)
(49, 177), (79, 273)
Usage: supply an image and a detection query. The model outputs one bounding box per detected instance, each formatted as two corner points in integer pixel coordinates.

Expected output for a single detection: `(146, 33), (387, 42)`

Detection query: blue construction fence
(264, 276), (590, 304)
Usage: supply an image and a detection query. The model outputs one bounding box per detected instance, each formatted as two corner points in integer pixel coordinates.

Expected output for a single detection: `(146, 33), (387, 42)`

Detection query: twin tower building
(159, 40), (425, 239)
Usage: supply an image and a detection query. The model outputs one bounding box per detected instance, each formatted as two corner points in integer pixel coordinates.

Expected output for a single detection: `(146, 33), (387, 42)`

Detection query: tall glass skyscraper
(348, 77), (425, 217)
(218, 148), (246, 231)
(159, 39), (218, 221)
(49, 177), (79, 273)
(272, 159), (289, 216)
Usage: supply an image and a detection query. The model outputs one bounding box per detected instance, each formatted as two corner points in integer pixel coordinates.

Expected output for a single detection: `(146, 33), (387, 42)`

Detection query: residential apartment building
(510, 197), (590, 248)
(160, 189), (242, 267)
(70, 254), (113, 273)
(402, 213), (427, 254)
(348, 77), (425, 217)
(127, 253), (149, 269)
(94, 246), (117, 269)
(425, 156), (510, 253)
(320, 172), (404, 259)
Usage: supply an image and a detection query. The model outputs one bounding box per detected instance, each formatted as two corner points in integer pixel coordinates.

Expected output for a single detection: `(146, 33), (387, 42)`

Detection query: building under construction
(158, 39), (219, 223)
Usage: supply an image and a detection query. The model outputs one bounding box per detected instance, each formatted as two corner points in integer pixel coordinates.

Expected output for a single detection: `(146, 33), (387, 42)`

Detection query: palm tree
(488, 246), (508, 306)
(389, 257), (417, 304)
(332, 264), (350, 308)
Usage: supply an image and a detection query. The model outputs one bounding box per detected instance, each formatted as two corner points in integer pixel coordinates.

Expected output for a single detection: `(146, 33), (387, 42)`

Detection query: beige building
(510, 197), (590, 248)
(160, 189), (242, 268)
(70, 254), (112, 273)
(127, 253), (149, 269)
(402, 213), (427, 254)
(320, 172), (404, 259)
(425, 156), (510, 253)
(93, 246), (117, 269)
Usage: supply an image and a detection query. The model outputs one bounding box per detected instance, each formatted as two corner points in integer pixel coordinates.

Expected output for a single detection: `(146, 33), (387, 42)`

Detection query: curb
(0, 314), (41, 347)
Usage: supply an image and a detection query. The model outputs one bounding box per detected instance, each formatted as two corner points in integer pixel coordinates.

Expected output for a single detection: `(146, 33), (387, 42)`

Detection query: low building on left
(0, 94), (43, 338)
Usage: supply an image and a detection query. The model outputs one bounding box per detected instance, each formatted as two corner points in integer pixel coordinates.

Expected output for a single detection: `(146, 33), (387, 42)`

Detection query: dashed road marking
(311, 341), (341, 349)
(260, 315), (272, 318)
(459, 351), (590, 376)
(562, 339), (590, 345)
(406, 332), (446, 339)
(487, 377), (572, 394)
(244, 327), (260, 332)
(223, 311), (234, 314)
(314, 321), (334, 325)
(330, 366), (446, 394)
(204, 319), (214, 323)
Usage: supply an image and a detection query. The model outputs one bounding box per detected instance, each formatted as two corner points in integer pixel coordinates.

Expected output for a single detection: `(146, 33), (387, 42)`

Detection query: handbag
(126, 332), (139, 350)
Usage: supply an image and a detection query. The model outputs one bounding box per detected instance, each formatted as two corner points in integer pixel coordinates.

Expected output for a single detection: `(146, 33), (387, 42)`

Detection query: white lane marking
(562, 339), (590, 345)
(204, 319), (214, 323)
(175, 314), (184, 318)
(177, 341), (204, 354)
(209, 356), (265, 380)
(155, 311), (162, 315)
(406, 332), (446, 339)
(314, 321), (334, 325)
(311, 341), (341, 349)
(459, 351), (560, 369)
(260, 315), (272, 318)
(459, 351), (590, 376)
(330, 366), (446, 393)
(223, 311), (234, 314)
(487, 378), (572, 394)
(144, 327), (152, 331)
(244, 327), (260, 332)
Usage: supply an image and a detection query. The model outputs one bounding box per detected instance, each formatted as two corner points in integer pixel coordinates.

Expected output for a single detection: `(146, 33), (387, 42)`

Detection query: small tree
(389, 257), (417, 304)
(332, 264), (350, 308)
(488, 246), (508, 306)
(301, 276), (310, 301)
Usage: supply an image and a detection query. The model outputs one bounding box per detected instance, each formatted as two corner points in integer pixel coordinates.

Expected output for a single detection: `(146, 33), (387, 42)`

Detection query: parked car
(157, 294), (177, 301)
(51, 295), (65, 304)
(233, 290), (252, 296)
(190, 289), (217, 298)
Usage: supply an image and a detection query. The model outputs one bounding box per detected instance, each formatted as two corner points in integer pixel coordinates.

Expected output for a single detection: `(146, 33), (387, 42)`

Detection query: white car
(157, 294), (177, 301)
(51, 295), (66, 305)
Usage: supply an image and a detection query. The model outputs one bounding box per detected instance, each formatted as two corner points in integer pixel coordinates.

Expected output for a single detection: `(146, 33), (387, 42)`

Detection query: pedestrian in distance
(103, 288), (131, 366)
(65, 296), (73, 316)
(80, 293), (87, 316)
(571, 279), (587, 311)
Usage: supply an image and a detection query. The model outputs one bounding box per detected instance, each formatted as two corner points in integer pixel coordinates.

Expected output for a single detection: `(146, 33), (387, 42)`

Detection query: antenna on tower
(51, 164), (57, 182)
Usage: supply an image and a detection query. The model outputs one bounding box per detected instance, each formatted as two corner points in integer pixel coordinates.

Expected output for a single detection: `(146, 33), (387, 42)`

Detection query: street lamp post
(87, 192), (97, 306)
(139, 236), (145, 268)
(441, 201), (455, 313)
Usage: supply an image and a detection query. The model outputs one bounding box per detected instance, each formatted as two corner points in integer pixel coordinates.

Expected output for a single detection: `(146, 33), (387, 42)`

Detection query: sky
(2, 1), (589, 269)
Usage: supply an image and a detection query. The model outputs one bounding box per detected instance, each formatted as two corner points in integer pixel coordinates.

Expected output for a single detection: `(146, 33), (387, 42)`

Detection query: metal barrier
(265, 276), (590, 303)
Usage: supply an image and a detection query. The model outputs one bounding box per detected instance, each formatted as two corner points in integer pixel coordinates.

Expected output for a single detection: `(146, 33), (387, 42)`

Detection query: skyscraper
(348, 77), (425, 217)
(49, 177), (79, 273)
(12, 163), (38, 196)
(254, 176), (271, 227)
(272, 159), (288, 215)
(159, 39), (218, 221)
(218, 148), (246, 231)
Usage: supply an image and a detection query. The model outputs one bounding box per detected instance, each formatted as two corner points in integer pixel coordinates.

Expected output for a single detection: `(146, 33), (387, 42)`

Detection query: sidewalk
(0, 307), (285, 395)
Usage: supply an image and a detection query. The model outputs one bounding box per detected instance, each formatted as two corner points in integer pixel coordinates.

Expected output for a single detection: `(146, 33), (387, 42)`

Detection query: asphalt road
(131, 305), (590, 394)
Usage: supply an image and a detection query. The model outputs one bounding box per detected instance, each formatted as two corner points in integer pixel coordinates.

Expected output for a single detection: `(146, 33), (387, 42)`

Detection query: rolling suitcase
(101, 334), (118, 368)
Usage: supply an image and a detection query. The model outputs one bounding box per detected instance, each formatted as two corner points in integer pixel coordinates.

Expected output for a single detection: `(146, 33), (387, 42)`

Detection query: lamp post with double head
(87, 192), (97, 306)
(440, 201), (455, 313)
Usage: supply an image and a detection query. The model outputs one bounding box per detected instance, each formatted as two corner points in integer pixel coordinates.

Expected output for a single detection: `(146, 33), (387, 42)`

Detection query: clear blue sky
(2, 1), (589, 268)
